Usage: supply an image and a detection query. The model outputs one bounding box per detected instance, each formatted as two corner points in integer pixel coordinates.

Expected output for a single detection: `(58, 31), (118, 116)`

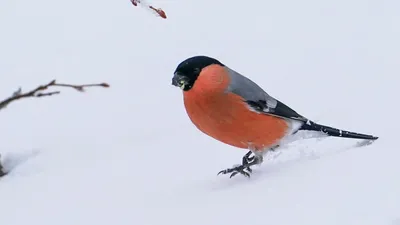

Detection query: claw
(217, 168), (234, 175)
(245, 166), (252, 173)
(230, 171), (238, 178)
(218, 165), (251, 178)
(218, 150), (265, 179)
(217, 169), (227, 175)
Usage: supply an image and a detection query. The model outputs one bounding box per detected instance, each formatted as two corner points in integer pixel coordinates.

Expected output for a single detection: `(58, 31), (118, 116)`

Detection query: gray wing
(225, 67), (307, 122)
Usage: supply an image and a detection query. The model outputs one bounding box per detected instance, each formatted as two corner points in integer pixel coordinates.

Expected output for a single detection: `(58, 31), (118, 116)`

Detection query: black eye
(194, 68), (200, 73)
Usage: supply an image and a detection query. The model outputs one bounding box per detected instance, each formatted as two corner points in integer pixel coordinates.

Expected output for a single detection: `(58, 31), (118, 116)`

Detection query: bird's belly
(184, 93), (289, 151)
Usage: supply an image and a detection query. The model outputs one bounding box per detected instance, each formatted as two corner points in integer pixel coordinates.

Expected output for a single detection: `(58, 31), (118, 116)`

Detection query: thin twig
(0, 80), (109, 177)
(0, 80), (110, 111)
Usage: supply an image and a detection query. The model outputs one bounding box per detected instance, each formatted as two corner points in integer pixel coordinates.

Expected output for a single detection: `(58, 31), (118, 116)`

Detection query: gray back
(225, 66), (278, 109)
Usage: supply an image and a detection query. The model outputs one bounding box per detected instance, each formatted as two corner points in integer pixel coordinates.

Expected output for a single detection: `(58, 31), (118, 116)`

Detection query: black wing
(245, 99), (379, 140)
(245, 99), (308, 122)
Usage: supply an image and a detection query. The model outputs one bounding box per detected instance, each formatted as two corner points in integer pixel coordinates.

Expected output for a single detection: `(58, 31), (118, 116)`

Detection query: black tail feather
(299, 120), (379, 140)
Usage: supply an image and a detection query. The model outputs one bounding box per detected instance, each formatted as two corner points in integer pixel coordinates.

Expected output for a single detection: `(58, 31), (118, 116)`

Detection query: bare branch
(0, 80), (109, 176)
(0, 80), (110, 111)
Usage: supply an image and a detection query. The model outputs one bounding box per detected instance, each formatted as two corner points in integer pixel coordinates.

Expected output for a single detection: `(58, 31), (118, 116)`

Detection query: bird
(171, 55), (378, 178)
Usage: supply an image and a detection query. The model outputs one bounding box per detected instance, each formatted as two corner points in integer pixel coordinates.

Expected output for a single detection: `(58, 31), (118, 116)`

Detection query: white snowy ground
(0, 0), (399, 224)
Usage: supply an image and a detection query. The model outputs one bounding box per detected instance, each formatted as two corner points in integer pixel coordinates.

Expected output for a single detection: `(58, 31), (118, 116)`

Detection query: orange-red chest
(183, 90), (289, 151)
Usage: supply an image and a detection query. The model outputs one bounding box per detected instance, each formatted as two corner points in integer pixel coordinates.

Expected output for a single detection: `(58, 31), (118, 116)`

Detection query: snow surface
(1, 0), (399, 224)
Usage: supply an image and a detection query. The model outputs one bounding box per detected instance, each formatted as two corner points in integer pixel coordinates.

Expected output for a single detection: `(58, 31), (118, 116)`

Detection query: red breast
(183, 64), (290, 151)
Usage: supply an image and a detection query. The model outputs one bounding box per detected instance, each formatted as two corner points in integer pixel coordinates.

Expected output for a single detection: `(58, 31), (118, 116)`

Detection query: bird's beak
(172, 72), (189, 90)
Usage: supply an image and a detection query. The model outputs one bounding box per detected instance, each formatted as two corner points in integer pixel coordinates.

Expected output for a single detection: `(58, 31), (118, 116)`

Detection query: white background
(0, 0), (399, 224)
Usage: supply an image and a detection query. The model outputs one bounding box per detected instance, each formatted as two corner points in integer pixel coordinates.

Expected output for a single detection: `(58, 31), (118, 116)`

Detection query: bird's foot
(218, 151), (263, 178)
(217, 164), (252, 178)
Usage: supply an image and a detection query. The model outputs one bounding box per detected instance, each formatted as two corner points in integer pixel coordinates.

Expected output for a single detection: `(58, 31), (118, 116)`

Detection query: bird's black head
(172, 56), (224, 91)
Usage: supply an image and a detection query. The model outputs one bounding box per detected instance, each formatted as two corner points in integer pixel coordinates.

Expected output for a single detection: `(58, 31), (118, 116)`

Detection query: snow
(0, 0), (399, 224)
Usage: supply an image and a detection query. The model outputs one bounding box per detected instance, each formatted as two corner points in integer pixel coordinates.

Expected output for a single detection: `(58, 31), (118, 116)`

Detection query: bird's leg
(242, 150), (256, 173)
(218, 152), (263, 178)
(242, 151), (254, 165)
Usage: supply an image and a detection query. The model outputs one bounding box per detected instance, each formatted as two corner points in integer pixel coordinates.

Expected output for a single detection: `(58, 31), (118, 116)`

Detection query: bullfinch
(171, 55), (378, 178)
